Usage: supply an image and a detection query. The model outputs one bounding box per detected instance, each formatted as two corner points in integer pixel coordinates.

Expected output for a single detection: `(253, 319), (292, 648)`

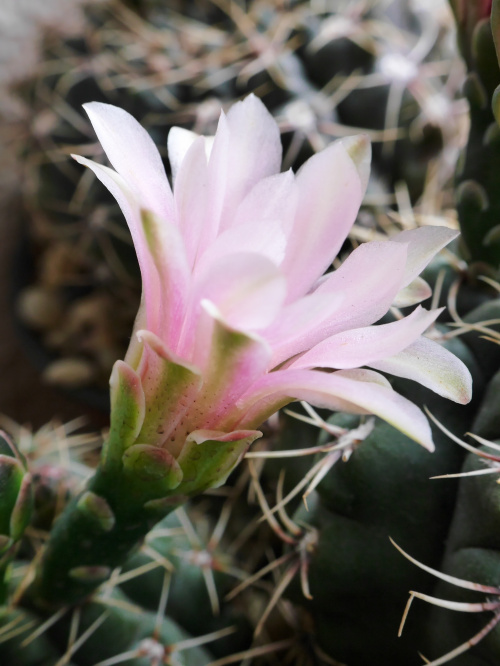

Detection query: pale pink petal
(124, 294), (147, 370)
(393, 277), (432, 307)
(177, 252), (285, 370)
(291, 306), (443, 370)
(196, 314), (272, 429)
(314, 239), (408, 303)
(74, 154), (190, 347)
(195, 171), (297, 271)
(281, 139), (363, 301)
(236, 368), (434, 450)
(176, 309), (272, 428)
(391, 226), (459, 287)
(167, 127), (199, 182)
(229, 368), (390, 432)
(214, 95), (283, 232)
(233, 170), (297, 236)
(263, 290), (345, 367)
(140, 210), (191, 349)
(173, 136), (210, 269)
(339, 134), (371, 196)
(368, 336), (473, 404)
(197, 220), (288, 272)
(205, 110), (230, 240)
(196, 253), (287, 332)
(72, 155), (162, 335)
(266, 240), (408, 367)
(83, 102), (174, 222)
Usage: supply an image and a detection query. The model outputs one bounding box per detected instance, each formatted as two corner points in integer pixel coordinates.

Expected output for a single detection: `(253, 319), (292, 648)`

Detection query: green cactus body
(0, 608), (69, 666)
(120, 510), (253, 659)
(287, 333), (483, 665)
(26, 587), (213, 666)
(426, 448), (500, 665)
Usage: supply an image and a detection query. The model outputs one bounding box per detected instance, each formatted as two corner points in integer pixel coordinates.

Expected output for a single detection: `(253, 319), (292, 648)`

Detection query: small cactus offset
(7, 1), (500, 665)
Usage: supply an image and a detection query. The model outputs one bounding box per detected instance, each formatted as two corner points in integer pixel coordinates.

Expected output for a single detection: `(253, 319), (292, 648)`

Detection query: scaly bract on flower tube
(74, 94), (472, 494)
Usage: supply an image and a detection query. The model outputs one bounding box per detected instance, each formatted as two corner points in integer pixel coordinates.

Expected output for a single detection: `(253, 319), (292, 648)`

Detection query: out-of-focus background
(0, 0), (107, 427)
(0, 0), (465, 429)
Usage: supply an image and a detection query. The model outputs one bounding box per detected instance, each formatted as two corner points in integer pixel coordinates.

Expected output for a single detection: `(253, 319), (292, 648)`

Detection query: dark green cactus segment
(426, 450), (500, 664)
(0, 459), (26, 540)
(288, 330), (483, 665)
(296, 492), (431, 666)
(37, 588), (213, 666)
(455, 122), (500, 269)
(456, 181), (489, 224)
(0, 608), (68, 666)
(443, 447), (500, 553)
(461, 298), (500, 382)
(120, 511), (253, 659)
(490, 0), (500, 63)
(9, 475), (33, 544)
(420, 255), (492, 317)
(463, 72), (489, 111)
(472, 367), (500, 437)
(428, 549), (499, 666)
(76, 491), (116, 533)
(291, 417), (466, 665)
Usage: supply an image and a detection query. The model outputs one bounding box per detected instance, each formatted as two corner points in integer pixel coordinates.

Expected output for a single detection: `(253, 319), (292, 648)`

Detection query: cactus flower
(74, 95), (471, 493)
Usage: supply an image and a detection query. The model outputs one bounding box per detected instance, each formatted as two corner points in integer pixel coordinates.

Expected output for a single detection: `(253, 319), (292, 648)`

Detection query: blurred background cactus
(3, 0), (500, 665)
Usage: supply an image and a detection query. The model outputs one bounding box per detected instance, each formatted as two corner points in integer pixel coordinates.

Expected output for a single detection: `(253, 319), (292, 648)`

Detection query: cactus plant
(8, 1), (500, 665)
(0, 85), (473, 666)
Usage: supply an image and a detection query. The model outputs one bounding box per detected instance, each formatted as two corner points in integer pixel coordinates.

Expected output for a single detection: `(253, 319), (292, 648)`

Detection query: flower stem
(28, 461), (179, 608)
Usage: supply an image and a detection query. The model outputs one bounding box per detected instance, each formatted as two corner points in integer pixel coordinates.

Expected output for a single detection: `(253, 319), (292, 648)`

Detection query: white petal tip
(445, 367), (473, 405)
(341, 134), (371, 193)
(423, 439), (435, 453)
